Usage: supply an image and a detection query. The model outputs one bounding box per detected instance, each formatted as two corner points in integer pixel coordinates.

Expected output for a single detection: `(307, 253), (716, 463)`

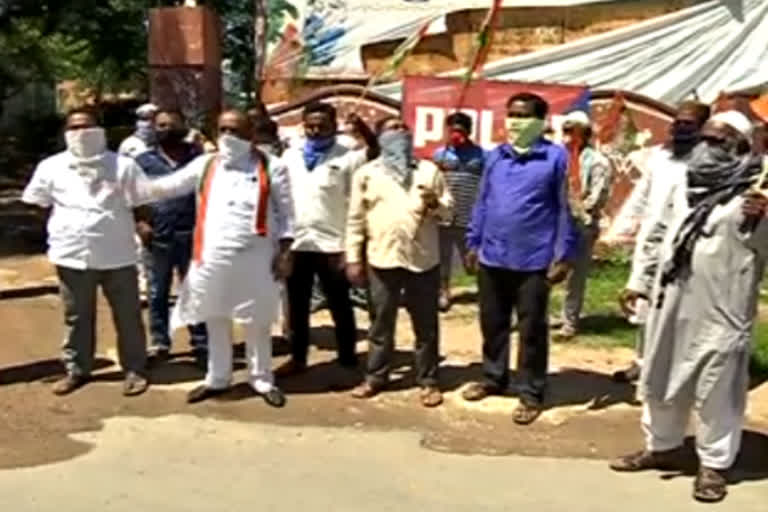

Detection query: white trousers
(205, 317), (274, 393)
(642, 376), (746, 469)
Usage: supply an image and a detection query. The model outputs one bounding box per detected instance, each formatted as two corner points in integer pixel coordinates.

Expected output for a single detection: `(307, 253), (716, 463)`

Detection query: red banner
(402, 76), (590, 159)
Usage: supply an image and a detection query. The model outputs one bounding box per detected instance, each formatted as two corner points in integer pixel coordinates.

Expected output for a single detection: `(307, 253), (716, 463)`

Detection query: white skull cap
(136, 103), (159, 117)
(711, 110), (753, 140)
(563, 110), (591, 127)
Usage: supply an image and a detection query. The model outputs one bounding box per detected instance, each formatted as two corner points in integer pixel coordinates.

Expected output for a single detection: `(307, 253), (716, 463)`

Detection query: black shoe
(187, 385), (228, 404)
(260, 388), (286, 408)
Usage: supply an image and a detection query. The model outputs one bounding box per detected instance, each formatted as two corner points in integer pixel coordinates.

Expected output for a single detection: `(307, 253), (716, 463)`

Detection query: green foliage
(0, 1), (148, 109)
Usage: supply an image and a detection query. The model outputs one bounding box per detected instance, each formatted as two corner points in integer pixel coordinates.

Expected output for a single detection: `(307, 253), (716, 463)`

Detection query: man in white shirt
(614, 101), (710, 382)
(22, 108), (151, 397)
(276, 102), (379, 379)
(140, 110), (295, 407)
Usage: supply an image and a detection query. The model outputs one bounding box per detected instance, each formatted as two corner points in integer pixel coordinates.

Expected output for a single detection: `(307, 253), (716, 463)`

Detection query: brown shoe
(609, 448), (682, 472)
(461, 381), (502, 401)
(351, 381), (382, 399)
(122, 372), (149, 397)
(513, 401), (543, 425)
(693, 466), (728, 503)
(52, 374), (88, 396)
(420, 386), (443, 407)
(274, 359), (308, 378)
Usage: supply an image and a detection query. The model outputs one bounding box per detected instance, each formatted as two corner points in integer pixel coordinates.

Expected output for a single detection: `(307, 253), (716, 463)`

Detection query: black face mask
(156, 128), (188, 145)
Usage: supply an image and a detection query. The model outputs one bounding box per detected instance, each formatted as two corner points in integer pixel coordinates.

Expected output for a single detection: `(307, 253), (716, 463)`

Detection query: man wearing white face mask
(22, 108), (151, 397)
(118, 103), (158, 158)
(136, 110), (295, 407)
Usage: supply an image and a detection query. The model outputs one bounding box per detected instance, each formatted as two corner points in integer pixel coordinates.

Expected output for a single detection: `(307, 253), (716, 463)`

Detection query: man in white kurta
(613, 101), (711, 382)
(142, 110), (294, 407)
(610, 111), (767, 503)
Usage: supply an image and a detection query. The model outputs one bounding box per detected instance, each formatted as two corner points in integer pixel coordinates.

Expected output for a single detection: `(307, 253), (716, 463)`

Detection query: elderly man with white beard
(610, 111), (768, 504)
(137, 109), (295, 407)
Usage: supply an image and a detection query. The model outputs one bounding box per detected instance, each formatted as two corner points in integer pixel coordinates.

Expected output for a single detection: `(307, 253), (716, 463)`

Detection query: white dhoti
(171, 239), (279, 392)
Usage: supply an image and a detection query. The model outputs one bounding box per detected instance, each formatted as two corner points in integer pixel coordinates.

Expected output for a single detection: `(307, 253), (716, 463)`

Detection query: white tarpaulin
(265, 0), (613, 78)
(373, 0), (768, 104)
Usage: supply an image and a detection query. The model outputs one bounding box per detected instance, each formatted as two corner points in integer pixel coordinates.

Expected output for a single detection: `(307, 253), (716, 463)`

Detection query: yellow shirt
(346, 158), (454, 272)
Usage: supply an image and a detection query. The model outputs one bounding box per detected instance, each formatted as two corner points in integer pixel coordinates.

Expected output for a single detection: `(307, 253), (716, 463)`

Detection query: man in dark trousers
(135, 108), (208, 367)
(277, 103), (379, 378)
(462, 92), (579, 425)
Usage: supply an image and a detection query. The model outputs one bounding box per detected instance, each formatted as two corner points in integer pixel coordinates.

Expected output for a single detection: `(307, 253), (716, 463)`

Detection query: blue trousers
(145, 233), (208, 352)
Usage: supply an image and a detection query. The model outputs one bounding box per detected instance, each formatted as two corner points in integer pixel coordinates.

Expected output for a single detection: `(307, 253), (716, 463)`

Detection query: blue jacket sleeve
(553, 147), (580, 263)
(466, 148), (496, 251)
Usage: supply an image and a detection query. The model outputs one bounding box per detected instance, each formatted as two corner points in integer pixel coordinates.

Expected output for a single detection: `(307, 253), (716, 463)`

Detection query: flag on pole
(369, 16), (438, 86)
(354, 15), (438, 108)
(463, 0), (503, 82)
(455, 0), (503, 109)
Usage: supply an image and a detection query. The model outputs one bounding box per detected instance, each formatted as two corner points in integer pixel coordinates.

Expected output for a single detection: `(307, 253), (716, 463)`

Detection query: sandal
(609, 448), (681, 472)
(351, 381), (382, 399)
(513, 402), (542, 425)
(420, 386), (443, 408)
(693, 467), (727, 503)
(461, 381), (502, 402)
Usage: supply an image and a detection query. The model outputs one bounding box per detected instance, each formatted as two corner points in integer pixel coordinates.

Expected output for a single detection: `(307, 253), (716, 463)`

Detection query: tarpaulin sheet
(264, 0), (614, 78)
(374, 0), (768, 104)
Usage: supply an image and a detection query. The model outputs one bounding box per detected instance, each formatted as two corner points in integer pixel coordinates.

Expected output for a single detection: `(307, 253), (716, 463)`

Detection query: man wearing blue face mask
(277, 102), (379, 381)
(463, 92), (579, 425)
(346, 116), (454, 407)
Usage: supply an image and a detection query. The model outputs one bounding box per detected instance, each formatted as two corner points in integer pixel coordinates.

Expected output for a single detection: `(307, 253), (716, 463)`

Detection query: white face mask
(65, 127), (107, 159)
(218, 134), (252, 164)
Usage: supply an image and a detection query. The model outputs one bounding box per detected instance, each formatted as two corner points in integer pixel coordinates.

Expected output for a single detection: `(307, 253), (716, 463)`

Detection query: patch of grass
(451, 261), (768, 371)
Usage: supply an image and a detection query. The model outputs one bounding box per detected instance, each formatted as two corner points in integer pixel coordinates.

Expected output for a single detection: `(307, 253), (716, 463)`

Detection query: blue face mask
(303, 135), (336, 171)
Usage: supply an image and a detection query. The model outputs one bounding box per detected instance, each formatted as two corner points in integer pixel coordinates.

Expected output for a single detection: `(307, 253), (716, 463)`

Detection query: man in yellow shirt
(346, 116), (454, 407)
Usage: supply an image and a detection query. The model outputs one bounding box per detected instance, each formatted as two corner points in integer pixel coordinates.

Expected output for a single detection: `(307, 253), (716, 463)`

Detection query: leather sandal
(512, 402), (543, 425)
(420, 386), (443, 407)
(351, 381), (382, 399)
(693, 467), (727, 503)
(609, 448), (681, 472)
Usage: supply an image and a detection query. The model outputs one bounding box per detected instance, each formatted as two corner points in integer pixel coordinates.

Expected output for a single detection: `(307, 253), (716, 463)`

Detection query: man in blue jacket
(135, 108), (208, 367)
(462, 92), (579, 425)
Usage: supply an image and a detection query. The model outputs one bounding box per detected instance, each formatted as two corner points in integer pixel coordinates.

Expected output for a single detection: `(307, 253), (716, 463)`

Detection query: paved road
(0, 415), (765, 511)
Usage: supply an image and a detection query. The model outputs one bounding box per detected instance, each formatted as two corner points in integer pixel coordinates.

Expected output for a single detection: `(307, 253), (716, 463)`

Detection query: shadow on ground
(0, 358), (112, 385)
(657, 431), (768, 483)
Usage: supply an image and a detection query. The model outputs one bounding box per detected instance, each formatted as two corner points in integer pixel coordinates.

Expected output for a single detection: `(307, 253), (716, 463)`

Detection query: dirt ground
(1, 256), (768, 482)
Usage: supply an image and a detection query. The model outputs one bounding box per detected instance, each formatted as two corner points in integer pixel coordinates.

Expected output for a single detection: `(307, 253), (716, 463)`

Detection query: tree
(0, 1), (148, 109)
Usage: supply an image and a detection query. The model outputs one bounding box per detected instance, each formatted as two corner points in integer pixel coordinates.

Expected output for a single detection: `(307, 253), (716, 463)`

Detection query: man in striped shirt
(432, 113), (486, 311)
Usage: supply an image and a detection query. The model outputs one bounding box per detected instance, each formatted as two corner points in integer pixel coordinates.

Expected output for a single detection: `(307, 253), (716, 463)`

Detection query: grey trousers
(439, 226), (470, 286)
(562, 224), (599, 329)
(57, 265), (147, 377)
(366, 265), (440, 387)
